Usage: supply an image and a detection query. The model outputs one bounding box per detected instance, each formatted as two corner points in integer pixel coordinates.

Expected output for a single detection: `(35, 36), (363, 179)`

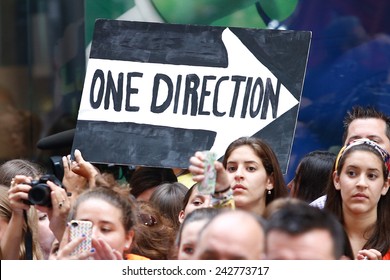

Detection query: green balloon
(153, 0), (298, 27)
(152, 0), (260, 24)
(85, 0), (300, 46)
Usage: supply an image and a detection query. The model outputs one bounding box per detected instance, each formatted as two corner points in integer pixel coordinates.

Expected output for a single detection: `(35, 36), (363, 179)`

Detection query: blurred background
(1, 0), (390, 182)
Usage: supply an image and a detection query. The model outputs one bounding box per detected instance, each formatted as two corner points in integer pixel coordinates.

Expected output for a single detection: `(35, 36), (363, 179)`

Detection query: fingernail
(90, 248), (96, 253)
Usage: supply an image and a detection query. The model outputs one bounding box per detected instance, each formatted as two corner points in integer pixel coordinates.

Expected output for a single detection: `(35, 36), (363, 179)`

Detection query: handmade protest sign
(72, 19), (311, 173)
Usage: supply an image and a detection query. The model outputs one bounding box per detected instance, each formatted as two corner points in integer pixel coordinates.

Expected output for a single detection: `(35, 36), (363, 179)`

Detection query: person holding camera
(1, 174), (70, 259)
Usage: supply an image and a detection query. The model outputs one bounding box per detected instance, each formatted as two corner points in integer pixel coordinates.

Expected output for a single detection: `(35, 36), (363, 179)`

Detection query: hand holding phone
(198, 151), (217, 195)
(69, 220), (93, 255)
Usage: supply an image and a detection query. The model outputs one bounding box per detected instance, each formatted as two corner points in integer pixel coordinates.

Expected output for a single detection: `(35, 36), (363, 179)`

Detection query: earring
(267, 189), (271, 195)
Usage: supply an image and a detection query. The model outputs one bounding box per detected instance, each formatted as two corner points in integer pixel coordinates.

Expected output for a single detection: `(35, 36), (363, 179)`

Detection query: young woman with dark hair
(325, 138), (390, 260)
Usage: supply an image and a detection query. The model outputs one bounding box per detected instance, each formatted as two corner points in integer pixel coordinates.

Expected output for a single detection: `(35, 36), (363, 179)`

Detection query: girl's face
(177, 219), (208, 260)
(334, 150), (389, 215)
(226, 145), (273, 213)
(75, 198), (133, 254)
(179, 188), (211, 223)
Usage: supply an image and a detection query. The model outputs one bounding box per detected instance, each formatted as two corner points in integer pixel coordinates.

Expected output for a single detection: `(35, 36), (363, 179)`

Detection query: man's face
(266, 229), (336, 260)
(345, 118), (390, 153)
(194, 212), (265, 260)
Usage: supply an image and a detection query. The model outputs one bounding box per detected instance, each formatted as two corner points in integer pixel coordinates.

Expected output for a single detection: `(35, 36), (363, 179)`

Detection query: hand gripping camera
(27, 174), (64, 207)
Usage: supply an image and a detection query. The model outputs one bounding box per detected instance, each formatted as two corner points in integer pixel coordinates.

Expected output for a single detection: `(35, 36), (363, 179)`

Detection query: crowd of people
(0, 105), (390, 260)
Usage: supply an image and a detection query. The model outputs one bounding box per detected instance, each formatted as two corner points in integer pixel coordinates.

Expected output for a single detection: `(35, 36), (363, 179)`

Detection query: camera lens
(28, 183), (52, 206)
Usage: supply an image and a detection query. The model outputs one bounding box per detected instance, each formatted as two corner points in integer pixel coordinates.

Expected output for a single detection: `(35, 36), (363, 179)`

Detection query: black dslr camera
(27, 174), (64, 207)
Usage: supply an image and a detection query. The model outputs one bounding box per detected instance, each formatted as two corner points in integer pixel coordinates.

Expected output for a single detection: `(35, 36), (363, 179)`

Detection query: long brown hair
(131, 201), (177, 259)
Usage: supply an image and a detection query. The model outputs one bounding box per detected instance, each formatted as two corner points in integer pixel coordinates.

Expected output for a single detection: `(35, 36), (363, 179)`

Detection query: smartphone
(69, 220), (93, 255)
(198, 151), (217, 195)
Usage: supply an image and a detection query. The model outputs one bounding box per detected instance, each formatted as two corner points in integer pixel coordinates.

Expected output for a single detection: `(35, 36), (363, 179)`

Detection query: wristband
(213, 185), (231, 195)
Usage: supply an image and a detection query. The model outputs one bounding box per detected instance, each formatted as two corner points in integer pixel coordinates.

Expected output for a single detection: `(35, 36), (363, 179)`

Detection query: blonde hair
(0, 185), (43, 259)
